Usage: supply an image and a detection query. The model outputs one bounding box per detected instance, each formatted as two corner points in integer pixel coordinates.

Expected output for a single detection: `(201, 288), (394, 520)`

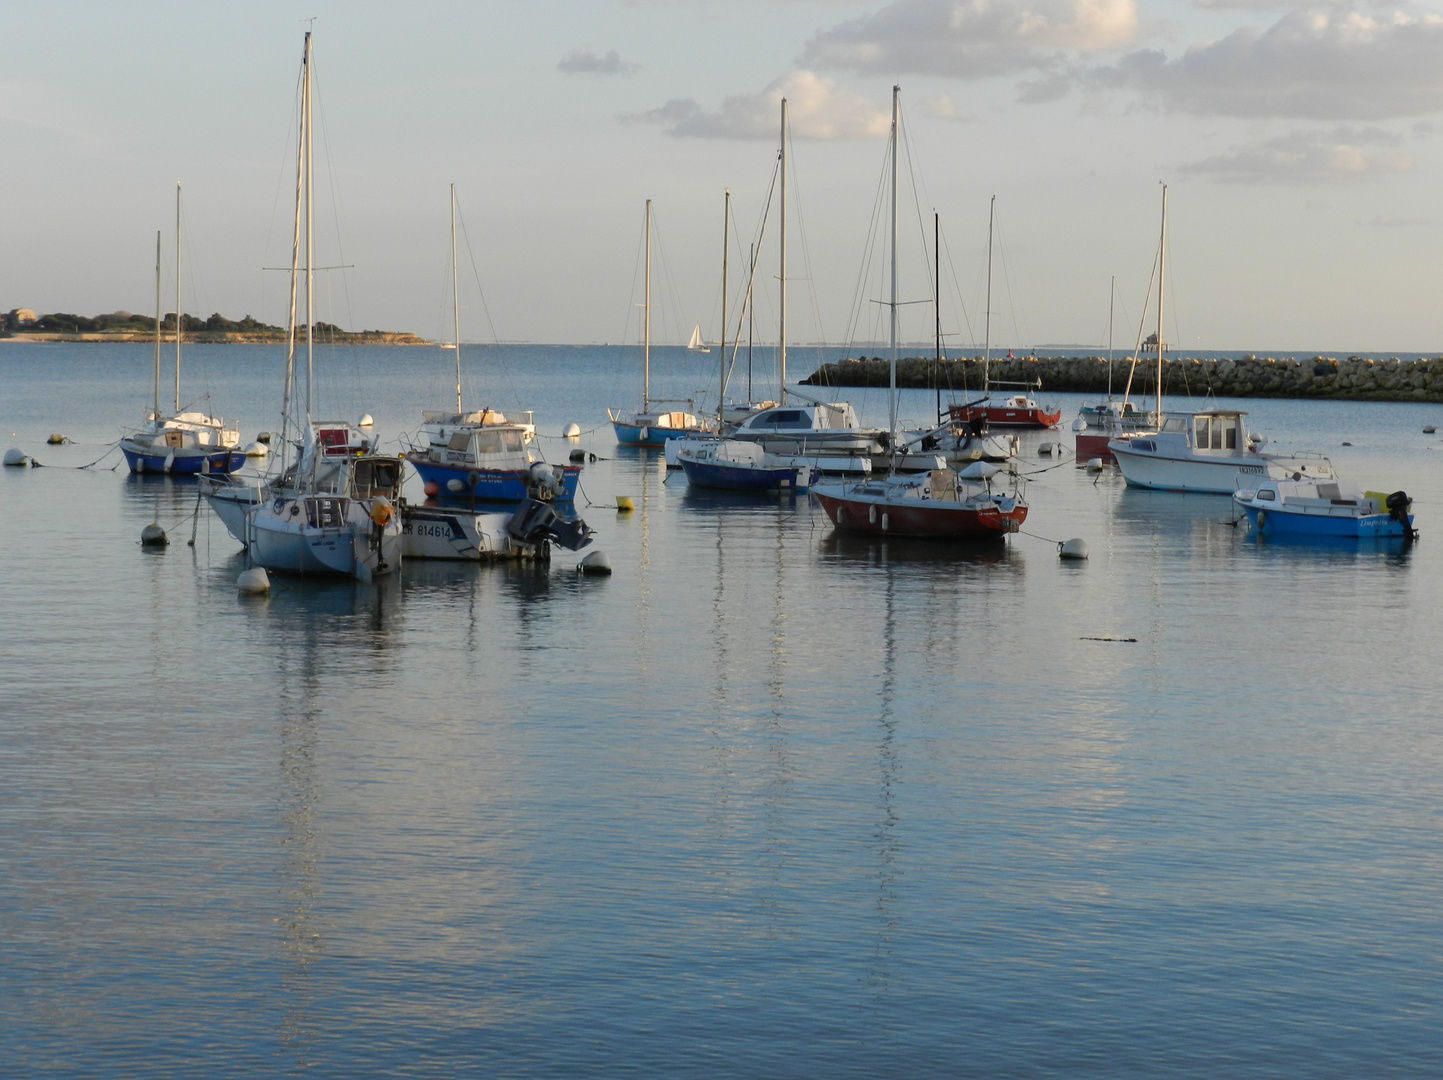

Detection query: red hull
(813, 491), (1026, 540)
(1074, 432), (1116, 463)
(949, 404), (1061, 429)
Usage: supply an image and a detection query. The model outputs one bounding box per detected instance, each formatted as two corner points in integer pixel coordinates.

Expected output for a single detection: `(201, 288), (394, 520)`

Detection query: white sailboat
(226, 32), (402, 579)
(120, 186), (243, 475)
(686, 325), (710, 353)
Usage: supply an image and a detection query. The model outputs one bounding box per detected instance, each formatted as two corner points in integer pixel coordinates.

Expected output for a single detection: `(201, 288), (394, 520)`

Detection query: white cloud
(918, 93), (977, 120)
(1180, 126), (1414, 181)
(1097, 8), (1443, 119)
(624, 70), (890, 140)
(802, 0), (1140, 79)
(557, 45), (637, 76)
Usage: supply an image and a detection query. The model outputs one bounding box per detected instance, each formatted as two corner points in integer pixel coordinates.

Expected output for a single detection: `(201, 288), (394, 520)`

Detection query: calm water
(3, 342), (1443, 1077)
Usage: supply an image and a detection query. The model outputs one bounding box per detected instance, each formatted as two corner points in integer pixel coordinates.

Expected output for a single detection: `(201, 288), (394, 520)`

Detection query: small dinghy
(1234, 477), (1416, 540)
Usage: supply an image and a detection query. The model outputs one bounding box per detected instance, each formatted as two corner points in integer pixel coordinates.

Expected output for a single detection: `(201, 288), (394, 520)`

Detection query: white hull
(401, 506), (536, 560)
(1111, 446), (1271, 493)
(249, 496), (401, 578)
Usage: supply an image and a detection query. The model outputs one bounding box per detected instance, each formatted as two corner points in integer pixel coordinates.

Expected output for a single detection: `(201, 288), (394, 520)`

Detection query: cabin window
(1161, 417), (1186, 433)
(1224, 420), (1238, 450)
(306, 497), (348, 528)
(1256, 488), (1275, 501)
(1194, 416), (1208, 446)
(757, 409), (810, 429)
(448, 431), (471, 451)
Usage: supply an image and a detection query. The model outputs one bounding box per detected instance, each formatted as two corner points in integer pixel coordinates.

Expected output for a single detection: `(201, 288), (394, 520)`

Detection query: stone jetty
(802, 354), (1443, 403)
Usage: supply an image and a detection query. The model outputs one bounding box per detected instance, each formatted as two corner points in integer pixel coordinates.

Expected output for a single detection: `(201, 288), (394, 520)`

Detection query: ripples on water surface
(3, 343), (1443, 1076)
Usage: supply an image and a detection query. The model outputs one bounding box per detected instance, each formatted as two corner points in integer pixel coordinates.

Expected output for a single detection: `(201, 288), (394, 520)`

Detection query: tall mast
(720, 188), (729, 423)
(643, 198), (651, 411)
(174, 182), (182, 413)
(888, 85), (899, 448)
(280, 33), (305, 475)
(1156, 183), (1167, 426)
(935, 210), (942, 421)
(983, 194), (994, 397)
(778, 97), (787, 405)
(304, 31), (314, 427)
(153, 231), (161, 422)
(451, 183), (461, 413)
(747, 242), (755, 403)
(1107, 275), (1115, 399)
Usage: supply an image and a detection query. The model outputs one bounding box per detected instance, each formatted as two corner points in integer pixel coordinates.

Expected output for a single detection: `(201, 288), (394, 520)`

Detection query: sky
(4, 0), (1443, 352)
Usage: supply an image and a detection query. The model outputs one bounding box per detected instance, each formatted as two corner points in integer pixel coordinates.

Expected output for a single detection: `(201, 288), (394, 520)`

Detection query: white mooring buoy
(1059, 538), (1089, 560)
(244, 441), (268, 457)
(1038, 442), (1055, 456)
(4, 448), (31, 467)
(563, 422), (582, 438)
(1425, 425), (1437, 434)
(141, 524), (168, 546)
(1085, 458), (1104, 473)
(447, 477), (466, 493)
(578, 550), (613, 575)
(237, 567), (271, 595)
(46, 433), (66, 445)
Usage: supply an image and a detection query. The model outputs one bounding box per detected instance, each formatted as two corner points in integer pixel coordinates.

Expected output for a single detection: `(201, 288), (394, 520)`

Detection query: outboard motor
(507, 498), (597, 556)
(1386, 491), (1418, 543)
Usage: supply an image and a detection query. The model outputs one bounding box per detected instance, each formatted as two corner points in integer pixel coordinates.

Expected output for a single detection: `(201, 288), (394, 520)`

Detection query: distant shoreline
(0, 330), (431, 346)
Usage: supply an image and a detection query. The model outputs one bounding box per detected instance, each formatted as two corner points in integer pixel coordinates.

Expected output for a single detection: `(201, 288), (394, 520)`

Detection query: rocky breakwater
(802, 354), (1443, 403)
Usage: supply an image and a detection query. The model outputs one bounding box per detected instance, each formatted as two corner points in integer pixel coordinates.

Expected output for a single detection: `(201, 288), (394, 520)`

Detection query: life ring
(368, 495), (394, 527)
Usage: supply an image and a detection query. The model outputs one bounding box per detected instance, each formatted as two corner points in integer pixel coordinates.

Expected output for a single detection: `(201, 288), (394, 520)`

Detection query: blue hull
(613, 422), (695, 449)
(411, 460), (581, 503)
(679, 457), (817, 492)
(1243, 504), (1414, 538)
(123, 448), (247, 475)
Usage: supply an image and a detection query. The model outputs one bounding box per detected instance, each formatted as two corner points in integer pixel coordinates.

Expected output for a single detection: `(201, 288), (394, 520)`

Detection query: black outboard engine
(507, 497), (596, 556)
(1385, 491), (1418, 543)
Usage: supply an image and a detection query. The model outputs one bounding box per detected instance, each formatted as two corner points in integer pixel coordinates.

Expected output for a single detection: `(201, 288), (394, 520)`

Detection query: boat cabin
(735, 401), (862, 433)
(1190, 411), (1245, 453)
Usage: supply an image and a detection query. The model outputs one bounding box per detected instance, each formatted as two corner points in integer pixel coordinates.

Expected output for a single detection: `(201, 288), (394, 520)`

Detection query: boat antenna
(778, 97), (787, 405)
(452, 182), (461, 413)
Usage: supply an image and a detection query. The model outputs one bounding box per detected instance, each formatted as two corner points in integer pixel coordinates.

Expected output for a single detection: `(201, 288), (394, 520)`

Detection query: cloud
(557, 45), (637, 76)
(1180, 126), (1414, 182)
(918, 93), (977, 120)
(801, 0), (1139, 79)
(623, 70), (890, 139)
(1372, 213), (1429, 227)
(1096, 8), (1443, 119)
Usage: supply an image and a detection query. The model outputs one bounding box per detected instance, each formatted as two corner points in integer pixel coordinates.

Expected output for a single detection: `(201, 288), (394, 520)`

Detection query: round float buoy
(563, 423), (581, 438)
(615, 495), (634, 512)
(1256, 510), (1266, 533)
(358, 414), (374, 428)
(569, 448), (587, 463)
(4, 448), (30, 467)
(237, 567), (271, 595)
(423, 480), (440, 497)
(1086, 458), (1104, 473)
(141, 523), (168, 546)
(1425, 425), (1437, 434)
(446, 477), (466, 493)
(244, 441), (268, 457)
(256, 431), (273, 445)
(46, 433), (65, 445)
(367, 495), (394, 527)
(1038, 442), (1054, 456)
(578, 550), (612, 575)
(1059, 538), (1088, 560)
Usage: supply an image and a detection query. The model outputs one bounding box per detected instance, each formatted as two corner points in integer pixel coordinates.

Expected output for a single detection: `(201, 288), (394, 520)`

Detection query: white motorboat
(1109, 409), (1334, 493)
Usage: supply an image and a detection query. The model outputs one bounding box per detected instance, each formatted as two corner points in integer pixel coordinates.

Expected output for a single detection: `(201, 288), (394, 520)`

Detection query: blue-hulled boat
(675, 437), (818, 491)
(1234, 477), (1416, 540)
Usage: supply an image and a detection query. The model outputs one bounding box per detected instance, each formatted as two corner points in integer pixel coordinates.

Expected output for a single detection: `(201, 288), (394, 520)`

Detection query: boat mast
(1107, 275), (1115, 399)
(748, 242), (755, 403)
(305, 30), (314, 430)
(643, 198), (651, 412)
(1156, 183), (1167, 426)
(279, 35), (305, 476)
(983, 194), (994, 397)
(174, 182), (182, 413)
(888, 85), (899, 449)
(153, 231), (161, 423)
(720, 188), (729, 423)
(778, 97), (787, 405)
(452, 182), (461, 413)
(935, 210), (942, 422)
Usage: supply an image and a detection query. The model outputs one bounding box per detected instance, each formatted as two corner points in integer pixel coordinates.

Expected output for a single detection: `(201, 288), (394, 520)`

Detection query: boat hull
(401, 505), (524, 560)
(122, 446), (247, 475)
(1074, 431), (1118, 463)
(612, 422), (700, 449)
(950, 404), (1060, 429)
(409, 459), (580, 502)
(249, 498), (401, 578)
(813, 490), (1026, 540)
(1110, 442), (1270, 493)
(1238, 502), (1414, 538)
